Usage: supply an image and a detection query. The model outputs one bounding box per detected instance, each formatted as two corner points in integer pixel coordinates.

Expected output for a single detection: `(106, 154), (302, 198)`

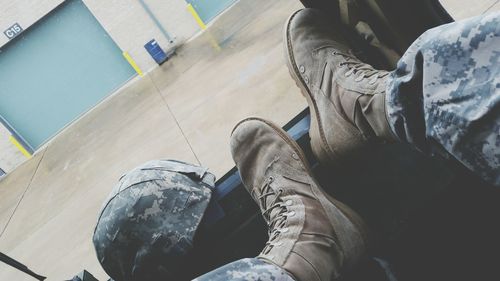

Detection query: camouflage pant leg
(386, 12), (500, 186)
(192, 258), (296, 281)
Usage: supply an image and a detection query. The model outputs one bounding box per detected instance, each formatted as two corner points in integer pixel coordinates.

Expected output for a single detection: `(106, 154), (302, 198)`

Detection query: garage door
(0, 0), (135, 150)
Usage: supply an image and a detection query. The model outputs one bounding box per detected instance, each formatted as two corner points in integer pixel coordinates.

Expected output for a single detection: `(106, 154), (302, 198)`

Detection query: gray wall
(0, 0), (201, 72)
(0, 0), (66, 46)
(84, 0), (200, 72)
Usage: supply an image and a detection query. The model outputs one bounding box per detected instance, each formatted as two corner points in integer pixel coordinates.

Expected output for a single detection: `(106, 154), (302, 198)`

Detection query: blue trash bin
(144, 39), (168, 65)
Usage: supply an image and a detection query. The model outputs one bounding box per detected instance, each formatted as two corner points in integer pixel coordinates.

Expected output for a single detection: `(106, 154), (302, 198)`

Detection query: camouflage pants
(386, 12), (500, 186)
(193, 258), (295, 281)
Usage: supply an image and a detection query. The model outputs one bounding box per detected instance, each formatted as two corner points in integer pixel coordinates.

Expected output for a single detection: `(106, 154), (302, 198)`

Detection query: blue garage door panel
(187, 0), (238, 23)
(0, 0), (135, 149)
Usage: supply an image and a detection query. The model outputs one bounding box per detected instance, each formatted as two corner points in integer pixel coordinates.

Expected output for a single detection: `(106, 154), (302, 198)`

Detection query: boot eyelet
(304, 76), (309, 84)
(291, 152), (299, 160)
(288, 211), (296, 217)
(299, 65), (305, 73)
(275, 241), (283, 246)
(281, 227), (289, 233)
(285, 200), (293, 206)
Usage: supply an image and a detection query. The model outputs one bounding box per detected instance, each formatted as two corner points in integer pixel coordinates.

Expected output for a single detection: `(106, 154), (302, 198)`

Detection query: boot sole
(234, 117), (370, 258)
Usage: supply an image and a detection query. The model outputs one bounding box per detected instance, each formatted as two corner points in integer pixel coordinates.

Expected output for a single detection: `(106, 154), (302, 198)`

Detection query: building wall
(0, 0), (201, 73)
(0, 123), (26, 173)
(83, 0), (200, 73)
(140, 0), (201, 47)
(0, 0), (65, 47)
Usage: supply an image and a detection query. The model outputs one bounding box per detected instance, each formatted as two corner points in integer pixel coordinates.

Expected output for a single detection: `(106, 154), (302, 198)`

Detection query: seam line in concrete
(483, 0), (500, 13)
(0, 148), (48, 238)
(147, 74), (203, 166)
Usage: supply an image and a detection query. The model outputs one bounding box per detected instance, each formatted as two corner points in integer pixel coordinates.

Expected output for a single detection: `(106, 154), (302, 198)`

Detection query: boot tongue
(259, 154), (307, 228)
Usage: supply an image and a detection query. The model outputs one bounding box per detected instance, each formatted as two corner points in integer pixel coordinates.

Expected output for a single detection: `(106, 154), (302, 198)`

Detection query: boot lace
(333, 51), (389, 84)
(253, 176), (290, 254)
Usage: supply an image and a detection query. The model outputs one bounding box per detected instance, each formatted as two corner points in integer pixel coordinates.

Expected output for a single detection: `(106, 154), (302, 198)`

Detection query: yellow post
(9, 135), (32, 158)
(187, 4), (207, 30)
(205, 31), (222, 52)
(123, 52), (144, 77)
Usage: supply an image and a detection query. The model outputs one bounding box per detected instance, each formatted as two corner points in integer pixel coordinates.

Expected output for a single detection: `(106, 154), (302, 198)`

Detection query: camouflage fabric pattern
(93, 160), (215, 281)
(386, 12), (500, 185)
(193, 258), (296, 281)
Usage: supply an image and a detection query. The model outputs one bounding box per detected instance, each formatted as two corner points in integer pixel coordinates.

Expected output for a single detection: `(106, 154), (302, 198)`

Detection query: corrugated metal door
(0, 0), (135, 150)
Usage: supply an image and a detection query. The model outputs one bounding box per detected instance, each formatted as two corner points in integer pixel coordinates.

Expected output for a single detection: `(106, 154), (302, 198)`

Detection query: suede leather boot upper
(230, 118), (368, 281)
(284, 8), (397, 166)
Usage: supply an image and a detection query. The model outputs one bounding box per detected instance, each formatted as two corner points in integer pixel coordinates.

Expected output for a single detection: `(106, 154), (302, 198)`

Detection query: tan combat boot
(230, 117), (369, 281)
(284, 8), (397, 166)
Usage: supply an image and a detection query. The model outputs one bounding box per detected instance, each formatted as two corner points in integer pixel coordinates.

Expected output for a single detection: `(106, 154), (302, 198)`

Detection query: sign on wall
(4, 23), (23, 40)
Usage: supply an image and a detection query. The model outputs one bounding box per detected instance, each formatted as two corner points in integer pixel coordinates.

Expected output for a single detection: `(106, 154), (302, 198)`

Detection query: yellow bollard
(9, 135), (32, 158)
(186, 4), (221, 51)
(187, 4), (207, 30)
(123, 51), (144, 77)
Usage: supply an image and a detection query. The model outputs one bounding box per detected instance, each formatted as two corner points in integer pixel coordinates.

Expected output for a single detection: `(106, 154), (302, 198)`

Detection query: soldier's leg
(193, 258), (295, 281)
(283, 9), (498, 185)
(386, 12), (500, 185)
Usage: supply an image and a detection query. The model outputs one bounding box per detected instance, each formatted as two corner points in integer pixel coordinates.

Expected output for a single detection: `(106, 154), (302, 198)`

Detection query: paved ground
(0, 0), (498, 280)
(0, 0), (304, 280)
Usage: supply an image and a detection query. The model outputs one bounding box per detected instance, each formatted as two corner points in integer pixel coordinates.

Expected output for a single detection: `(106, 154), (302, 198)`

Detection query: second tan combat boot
(284, 9), (397, 167)
(230, 117), (369, 281)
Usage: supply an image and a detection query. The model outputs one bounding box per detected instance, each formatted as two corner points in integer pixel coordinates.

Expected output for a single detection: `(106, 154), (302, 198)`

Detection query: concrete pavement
(0, 0), (497, 280)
